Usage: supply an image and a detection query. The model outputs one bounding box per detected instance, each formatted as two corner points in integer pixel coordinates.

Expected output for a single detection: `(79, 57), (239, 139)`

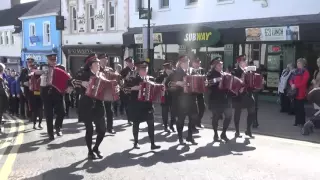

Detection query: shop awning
(123, 14), (320, 46)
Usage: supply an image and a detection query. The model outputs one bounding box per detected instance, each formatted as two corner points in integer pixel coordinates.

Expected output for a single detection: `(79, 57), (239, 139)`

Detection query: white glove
(175, 81), (185, 87)
(131, 85), (140, 91)
(213, 77), (222, 83)
(81, 81), (89, 88)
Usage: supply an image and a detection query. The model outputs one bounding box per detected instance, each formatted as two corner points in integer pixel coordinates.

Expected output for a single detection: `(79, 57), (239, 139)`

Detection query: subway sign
(182, 30), (220, 47)
(184, 32), (212, 42)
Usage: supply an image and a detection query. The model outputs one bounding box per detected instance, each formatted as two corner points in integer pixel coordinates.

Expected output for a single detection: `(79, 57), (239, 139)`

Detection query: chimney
(11, 0), (20, 6)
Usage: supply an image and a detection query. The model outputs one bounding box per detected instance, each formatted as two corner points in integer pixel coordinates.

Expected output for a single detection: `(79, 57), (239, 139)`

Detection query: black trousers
(253, 93), (259, 126)
(42, 90), (65, 136)
(84, 114), (106, 152)
(30, 94), (43, 125)
(294, 99), (306, 125)
(23, 87), (32, 119)
(132, 115), (155, 145)
(175, 94), (198, 140)
(196, 94), (205, 126)
(280, 92), (291, 112)
(120, 90), (130, 120)
(104, 101), (114, 130)
(161, 104), (175, 128)
(233, 94), (256, 133)
(211, 105), (232, 135)
(64, 93), (71, 116)
(9, 95), (19, 115)
(113, 100), (124, 116)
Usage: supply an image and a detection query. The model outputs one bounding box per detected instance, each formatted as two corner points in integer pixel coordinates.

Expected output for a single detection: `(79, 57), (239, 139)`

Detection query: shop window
(4, 32), (8, 45)
(11, 33), (14, 44)
(136, 0), (144, 12)
(160, 0), (169, 9)
(87, 4), (95, 32)
(29, 23), (36, 46)
(0, 32), (3, 45)
(251, 44), (261, 61)
(186, 0), (198, 6)
(136, 45), (144, 60)
(70, 6), (77, 33)
(43, 22), (51, 46)
(108, 1), (115, 30)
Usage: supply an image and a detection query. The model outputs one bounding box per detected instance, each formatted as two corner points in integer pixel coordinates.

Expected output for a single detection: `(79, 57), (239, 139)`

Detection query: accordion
(183, 75), (207, 93)
(244, 72), (264, 90)
(29, 74), (41, 92)
(219, 73), (243, 95)
(85, 76), (119, 101)
(138, 81), (165, 103)
(40, 65), (71, 93)
(104, 70), (121, 82)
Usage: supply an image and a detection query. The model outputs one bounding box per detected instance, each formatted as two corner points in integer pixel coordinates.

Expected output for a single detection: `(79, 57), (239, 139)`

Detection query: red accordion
(138, 81), (165, 103)
(219, 73), (243, 95)
(40, 66), (71, 93)
(29, 74), (41, 92)
(85, 76), (119, 101)
(244, 72), (264, 90)
(183, 75), (207, 93)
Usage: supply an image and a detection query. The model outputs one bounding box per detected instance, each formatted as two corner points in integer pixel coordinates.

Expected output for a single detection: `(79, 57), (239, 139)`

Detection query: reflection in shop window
(136, 45), (143, 60)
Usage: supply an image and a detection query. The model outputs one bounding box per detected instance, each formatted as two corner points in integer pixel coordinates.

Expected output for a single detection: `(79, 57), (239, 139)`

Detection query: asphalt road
(0, 115), (320, 180)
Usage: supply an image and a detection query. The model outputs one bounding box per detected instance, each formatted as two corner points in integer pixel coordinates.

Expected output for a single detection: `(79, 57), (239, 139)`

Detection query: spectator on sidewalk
(289, 58), (310, 127)
(10, 74), (19, 116)
(278, 63), (295, 113)
(311, 57), (320, 89)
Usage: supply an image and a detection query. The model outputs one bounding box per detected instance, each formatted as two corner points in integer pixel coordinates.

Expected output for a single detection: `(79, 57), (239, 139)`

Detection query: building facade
(20, 0), (61, 67)
(61, 0), (128, 74)
(124, 0), (320, 100)
(0, 0), (38, 71)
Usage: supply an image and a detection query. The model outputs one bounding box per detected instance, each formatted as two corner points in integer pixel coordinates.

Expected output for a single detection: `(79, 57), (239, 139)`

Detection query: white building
(61, 0), (129, 73)
(0, 0), (38, 71)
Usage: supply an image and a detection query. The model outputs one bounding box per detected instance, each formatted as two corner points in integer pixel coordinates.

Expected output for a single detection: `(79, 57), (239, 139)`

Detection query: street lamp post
(147, 0), (153, 75)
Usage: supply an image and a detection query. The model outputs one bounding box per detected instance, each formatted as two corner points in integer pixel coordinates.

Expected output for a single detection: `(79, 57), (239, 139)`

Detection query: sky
(21, 0), (38, 3)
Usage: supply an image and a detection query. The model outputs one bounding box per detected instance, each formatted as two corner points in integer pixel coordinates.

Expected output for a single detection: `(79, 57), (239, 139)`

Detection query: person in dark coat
(74, 54), (107, 159)
(0, 63), (9, 132)
(124, 61), (161, 150)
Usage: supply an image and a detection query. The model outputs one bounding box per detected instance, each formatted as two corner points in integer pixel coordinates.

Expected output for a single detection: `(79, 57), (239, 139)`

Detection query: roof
(0, 1), (38, 28)
(20, 0), (60, 18)
(124, 13), (320, 34)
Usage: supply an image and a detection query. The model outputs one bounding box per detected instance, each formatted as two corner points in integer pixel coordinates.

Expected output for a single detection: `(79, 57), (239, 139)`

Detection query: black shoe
(169, 124), (175, 132)
(107, 129), (116, 134)
(151, 144), (161, 150)
(178, 138), (185, 145)
(245, 131), (254, 138)
(93, 148), (103, 159)
(186, 137), (198, 145)
(253, 124), (259, 128)
(56, 130), (62, 136)
(88, 152), (97, 160)
(128, 121), (132, 125)
(235, 132), (242, 138)
(196, 124), (204, 128)
(49, 135), (55, 141)
(213, 134), (220, 142)
(38, 124), (42, 129)
(164, 127), (170, 133)
(133, 142), (140, 149)
(33, 124), (36, 130)
(220, 133), (229, 142)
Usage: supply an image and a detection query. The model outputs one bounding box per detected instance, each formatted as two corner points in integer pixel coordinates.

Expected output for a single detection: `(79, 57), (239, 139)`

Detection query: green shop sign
(182, 30), (220, 47)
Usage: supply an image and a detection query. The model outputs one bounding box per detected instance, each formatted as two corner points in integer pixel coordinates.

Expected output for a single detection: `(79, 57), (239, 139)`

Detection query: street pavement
(0, 112), (320, 180)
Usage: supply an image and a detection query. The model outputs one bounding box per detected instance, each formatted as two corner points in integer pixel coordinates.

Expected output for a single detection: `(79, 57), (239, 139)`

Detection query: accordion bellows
(29, 75), (41, 92)
(244, 72), (264, 90)
(138, 81), (165, 103)
(183, 75), (207, 93)
(219, 73), (243, 95)
(85, 76), (119, 101)
(40, 66), (71, 93)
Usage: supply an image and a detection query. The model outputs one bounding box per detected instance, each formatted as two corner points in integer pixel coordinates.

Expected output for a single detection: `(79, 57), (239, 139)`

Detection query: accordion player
(85, 74), (119, 102)
(183, 75), (207, 93)
(29, 74), (41, 93)
(138, 81), (165, 103)
(39, 64), (71, 93)
(243, 66), (264, 90)
(219, 73), (243, 96)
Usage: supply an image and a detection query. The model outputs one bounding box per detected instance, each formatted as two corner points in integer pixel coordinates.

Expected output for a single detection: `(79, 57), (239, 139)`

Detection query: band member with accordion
(0, 63), (9, 132)
(124, 61), (161, 150)
(29, 64), (43, 129)
(190, 57), (206, 129)
(98, 53), (116, 134)
(155, 61), (175, 132)
(120, 57), (135, 125)
(207, 58), (232, 142)
(165, 56), (198, 145)
(40, 53), (68, 140)
(19, 58), (35, 120)
(232, 55), (256, 138)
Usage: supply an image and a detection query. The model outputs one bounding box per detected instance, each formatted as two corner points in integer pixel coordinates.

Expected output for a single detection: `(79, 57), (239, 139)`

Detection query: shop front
(22, 50), (60, 67)
(0, 56), (21, 72)
(62, 45), (124, 75)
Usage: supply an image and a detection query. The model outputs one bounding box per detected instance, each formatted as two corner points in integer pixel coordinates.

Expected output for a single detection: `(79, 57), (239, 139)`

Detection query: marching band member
(125, 61), (160, 150)
(97, 53), (115, 134)
(0, 63), (9, 132)
(232, 55), (255, 138)
(207, 58), (232, 142)
(29, 64), (43, 129)
(113, 64), (124, 117)
(165, 56), (198, 145)
(74, 54), (106, 159)
(190, 57), (206, 129)
(40, 53), (65, 140)
(155, 61), (175, 132)
(120, 57), (135, 125)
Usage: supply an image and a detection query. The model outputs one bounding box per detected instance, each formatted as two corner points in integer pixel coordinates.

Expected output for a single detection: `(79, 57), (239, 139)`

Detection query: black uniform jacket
(0, 77), (9, 112)
(207, 69), (230, 108)
(155, 70), (172, 106)
(39, 65), (62, 98)
(75, 68), (105, 122)
(125, 72), (154, 122)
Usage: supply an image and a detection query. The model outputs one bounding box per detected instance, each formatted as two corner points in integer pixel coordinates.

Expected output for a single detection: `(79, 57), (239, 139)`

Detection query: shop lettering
(184, 32), (212, 42)
(95, 10), (105, 21)
(78, 14), (86, 24)
(68, 49), (93, 55)
(25, 54), (43, 61)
